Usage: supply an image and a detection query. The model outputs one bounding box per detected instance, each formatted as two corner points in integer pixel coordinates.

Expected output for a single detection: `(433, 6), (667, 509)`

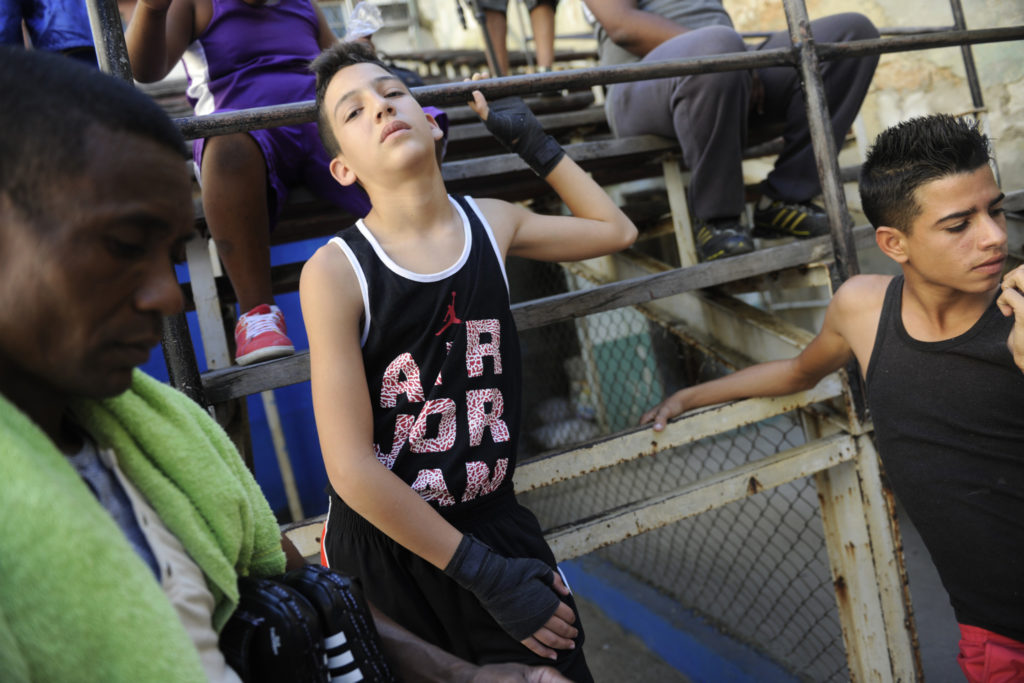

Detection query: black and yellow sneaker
(753, 199), (829, 238)
(694, 219), (755, 262)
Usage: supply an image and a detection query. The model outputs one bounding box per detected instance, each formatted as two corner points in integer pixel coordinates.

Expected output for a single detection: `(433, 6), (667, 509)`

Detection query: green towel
(0, 370), (286, 681)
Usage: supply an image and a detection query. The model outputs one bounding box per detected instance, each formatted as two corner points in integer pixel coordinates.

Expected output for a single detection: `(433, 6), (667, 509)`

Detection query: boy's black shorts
(322, 488), (592, 682)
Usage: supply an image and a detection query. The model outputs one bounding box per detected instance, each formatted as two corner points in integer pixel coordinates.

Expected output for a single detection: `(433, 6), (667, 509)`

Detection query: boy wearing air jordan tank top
(641, 115), (1024, 681)
(300, 42), (636, 679)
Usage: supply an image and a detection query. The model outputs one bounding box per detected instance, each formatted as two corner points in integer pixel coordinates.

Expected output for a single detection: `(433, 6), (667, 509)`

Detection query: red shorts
(957, 624), (1024, 682)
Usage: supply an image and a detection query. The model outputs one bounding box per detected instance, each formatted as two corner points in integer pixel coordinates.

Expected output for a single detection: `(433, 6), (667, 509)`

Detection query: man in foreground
(0, 44), (566, 682)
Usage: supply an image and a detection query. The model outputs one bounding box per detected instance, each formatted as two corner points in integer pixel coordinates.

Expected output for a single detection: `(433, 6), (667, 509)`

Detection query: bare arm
(299, 246), (578, 659)
(467, 92), (637, 262)
(124, 0), (197, 82)
(311, 1), (339, 50)
(280, 533), (306, 570)
(300, 246), (464, 569)
(641, 285), (858, 430)
(370, 605), (571, 683)
(997, 263), (1024, 373)
(583, 0), (691, 57)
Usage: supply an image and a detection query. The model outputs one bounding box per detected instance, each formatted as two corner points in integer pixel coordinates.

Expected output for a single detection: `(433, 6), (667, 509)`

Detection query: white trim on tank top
(351, 195), (471, 282)
(327, 236), (373, 347)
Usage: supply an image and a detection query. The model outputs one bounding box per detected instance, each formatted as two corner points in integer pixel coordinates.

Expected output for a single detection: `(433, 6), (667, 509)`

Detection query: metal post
(781, 0), (868, 424)
(85, 0), (209, 406)
(511, 0), (535, 70)
(781, 0), (858, 286)
(948, 0), (984, 110)
(948, 0), (1000, 185)
(84, 0), (133, 82)
(160, 314), (209, 407)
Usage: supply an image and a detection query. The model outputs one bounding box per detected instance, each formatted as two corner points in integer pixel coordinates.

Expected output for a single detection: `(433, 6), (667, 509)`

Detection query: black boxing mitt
(482, 96), (566, 178)
(443, 534), (561, 641)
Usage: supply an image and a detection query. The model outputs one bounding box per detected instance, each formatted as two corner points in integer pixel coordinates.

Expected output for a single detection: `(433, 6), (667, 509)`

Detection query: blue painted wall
(142, 237), (332, 521)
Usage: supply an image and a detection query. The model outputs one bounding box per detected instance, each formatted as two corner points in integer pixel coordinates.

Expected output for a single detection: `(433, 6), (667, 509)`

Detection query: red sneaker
(234, 304), (294, 366)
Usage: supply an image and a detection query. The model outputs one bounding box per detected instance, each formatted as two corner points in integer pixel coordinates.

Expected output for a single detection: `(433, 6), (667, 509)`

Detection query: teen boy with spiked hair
(641, 114), (1024, 680)
(301, 41), (637, 681)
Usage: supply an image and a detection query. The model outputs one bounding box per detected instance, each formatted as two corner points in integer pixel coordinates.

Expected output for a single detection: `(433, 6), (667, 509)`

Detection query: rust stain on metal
(833, 574), (849, 603)
(747, 476), (762, 495)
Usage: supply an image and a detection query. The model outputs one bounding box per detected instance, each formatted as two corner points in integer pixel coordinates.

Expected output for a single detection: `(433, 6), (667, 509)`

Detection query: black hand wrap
(483, 96), (566, 178)
(444, 534), (561, 641)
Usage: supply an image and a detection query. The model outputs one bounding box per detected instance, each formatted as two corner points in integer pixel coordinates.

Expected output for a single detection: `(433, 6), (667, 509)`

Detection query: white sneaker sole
(235, 344), (295, 366)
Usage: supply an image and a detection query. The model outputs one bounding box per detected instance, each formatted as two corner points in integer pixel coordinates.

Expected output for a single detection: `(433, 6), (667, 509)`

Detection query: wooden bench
(386, 47), (600, 83)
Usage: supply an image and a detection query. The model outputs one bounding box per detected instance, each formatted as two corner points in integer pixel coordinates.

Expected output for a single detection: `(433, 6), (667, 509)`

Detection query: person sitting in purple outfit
(125, 0), (447, 366)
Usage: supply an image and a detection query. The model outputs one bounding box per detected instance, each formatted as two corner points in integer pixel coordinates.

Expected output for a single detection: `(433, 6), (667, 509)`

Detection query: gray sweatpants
(607, 12), (879, 222)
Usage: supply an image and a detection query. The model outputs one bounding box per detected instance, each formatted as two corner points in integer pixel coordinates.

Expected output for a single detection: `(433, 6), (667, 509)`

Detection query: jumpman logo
(435, 291), (462, 336)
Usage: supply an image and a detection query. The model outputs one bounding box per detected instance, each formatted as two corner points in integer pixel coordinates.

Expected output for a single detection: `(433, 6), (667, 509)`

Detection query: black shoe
(694, 219), (755, 262)
(753, 199), (830, 238)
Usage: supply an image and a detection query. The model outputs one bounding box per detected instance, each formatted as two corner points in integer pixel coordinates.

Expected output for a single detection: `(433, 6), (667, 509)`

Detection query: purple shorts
(194, 119), (372, 225)
(194, 108), (449, 226)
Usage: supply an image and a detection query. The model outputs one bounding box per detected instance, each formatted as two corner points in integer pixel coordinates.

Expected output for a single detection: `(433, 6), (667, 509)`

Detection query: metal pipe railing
(173, 25), (1024, 141)
(782, 0), (869, 420)
(84, 0), (132, 80)
(783, 1), (858, 284)
(949, 0), (985, 110)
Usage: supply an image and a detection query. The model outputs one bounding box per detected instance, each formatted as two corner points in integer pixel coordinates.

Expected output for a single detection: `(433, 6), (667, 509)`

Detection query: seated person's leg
(751, 14), (878, 239)
(301, 121), (372, 217)
(478, 0), (510, 75)
(610, 26), (754, 261)
(198, 131), (294, 365)
(526, 0), (557, 71)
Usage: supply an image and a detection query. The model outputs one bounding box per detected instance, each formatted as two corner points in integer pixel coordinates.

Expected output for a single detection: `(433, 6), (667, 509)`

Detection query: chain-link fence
(510, 259), (848, 681)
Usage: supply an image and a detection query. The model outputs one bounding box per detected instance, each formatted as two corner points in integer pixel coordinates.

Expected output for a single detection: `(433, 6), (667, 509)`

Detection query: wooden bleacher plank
(443, 135), (678, 182)
(448, 106), (608, 142)
(386, 47), (599, 82)
(444, 105), (609, 158)
(190, 134), (676, 227)
(440, 91), (595, 125)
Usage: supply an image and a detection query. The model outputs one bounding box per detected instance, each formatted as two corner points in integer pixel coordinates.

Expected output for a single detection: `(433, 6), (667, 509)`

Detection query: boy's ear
(875, 226), (909, 264)
(329, 156), (359, 187)
(425, 112), (444, 142)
